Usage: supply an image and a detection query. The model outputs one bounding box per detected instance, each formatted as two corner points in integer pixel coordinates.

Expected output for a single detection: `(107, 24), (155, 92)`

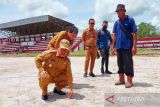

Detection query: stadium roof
(0, 15), (74, 36)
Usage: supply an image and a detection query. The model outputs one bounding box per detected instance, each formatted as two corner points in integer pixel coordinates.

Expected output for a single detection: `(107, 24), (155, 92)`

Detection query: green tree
(137, 22), (157, 38)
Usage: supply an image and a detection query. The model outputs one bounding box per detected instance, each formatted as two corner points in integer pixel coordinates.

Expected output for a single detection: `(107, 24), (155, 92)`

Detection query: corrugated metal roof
(0, 15), (49, 29)
(0, 15), (74, 36)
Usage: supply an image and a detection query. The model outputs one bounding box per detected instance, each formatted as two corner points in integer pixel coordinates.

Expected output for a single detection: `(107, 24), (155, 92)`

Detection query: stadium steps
(23, 40), (49, 52)
(23, 39), (82, 52)
(0, 39), (82, 53)
(0, 43), (21, 53)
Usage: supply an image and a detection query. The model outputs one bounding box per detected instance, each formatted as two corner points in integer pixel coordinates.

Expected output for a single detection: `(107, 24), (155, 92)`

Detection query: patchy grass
(0, 51), (85, 57)
(137, 49), (160, 56)
(0, 49), (160, 57)
(137, 48), (153, 54)
(16, 52), (41, 57)
(0, 52), (41, 57)
(70, 50), (85, 57)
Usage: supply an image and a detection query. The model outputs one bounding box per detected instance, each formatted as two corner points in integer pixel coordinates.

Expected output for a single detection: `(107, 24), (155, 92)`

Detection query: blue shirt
(113, 15), (137, 49)
(97, 29), (112, 49)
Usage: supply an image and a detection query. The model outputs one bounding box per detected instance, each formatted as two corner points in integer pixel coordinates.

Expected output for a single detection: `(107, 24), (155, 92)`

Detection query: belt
(85, 45), (96, 48)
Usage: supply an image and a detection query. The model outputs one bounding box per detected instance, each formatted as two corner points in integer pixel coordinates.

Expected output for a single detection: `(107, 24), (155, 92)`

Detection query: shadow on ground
(134, 82), (153, 87)
(73, 83), (95, 89)
(46, 92), (85, 102)
(95, 73), (117, 77)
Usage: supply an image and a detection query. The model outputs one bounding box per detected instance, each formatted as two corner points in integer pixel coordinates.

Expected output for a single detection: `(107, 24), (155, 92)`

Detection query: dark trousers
(117, 49), (134, 77)
(100, 48), (109, 72)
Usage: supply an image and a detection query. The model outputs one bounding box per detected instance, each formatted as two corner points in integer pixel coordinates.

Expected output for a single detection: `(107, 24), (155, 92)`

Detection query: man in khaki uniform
(82, 18), (97, 77)
(48, 26), (78, 50)
(35, 39), (73, 100)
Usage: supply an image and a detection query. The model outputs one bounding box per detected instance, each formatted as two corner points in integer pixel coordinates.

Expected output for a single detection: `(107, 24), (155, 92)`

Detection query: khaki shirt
(81, 28), (97, 47)
(48, 31), (74, 50)
(35, 50), (73, 89)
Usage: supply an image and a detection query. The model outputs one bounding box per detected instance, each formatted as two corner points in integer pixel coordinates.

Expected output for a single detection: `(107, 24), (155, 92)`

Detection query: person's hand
(132, 46), (137, 56)
(96, 49), (101, 59)
(68, 89), (73, 99)
(40, 71), (48, 78)
(111, 48), (116, 55)
(108, 43), (112, 48)
(55, 43), (60, 49)
(98, 49), (101, 54)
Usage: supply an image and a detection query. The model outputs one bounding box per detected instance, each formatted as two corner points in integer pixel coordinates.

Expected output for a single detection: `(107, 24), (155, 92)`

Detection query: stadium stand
(0, 43), (21, 53)
(137, 37), (160, 49)
(0, 15), (83, 53)
(23, 40), (49, 52)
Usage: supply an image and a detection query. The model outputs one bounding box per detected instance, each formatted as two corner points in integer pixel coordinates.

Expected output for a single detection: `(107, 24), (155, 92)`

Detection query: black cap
(103, 20), (108, 23)
(115, 4), (126, 12)
(66, 26), (78, 34)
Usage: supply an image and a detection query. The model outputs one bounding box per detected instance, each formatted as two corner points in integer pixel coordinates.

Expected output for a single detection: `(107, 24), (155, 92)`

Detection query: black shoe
(105, 70), (112, 74)
(53, 87), (66, 95)
(89, 72), (96, 77)
(42, 95), (48, 100)
(101, 68), (104, 74)
(83, 73), (87, 77)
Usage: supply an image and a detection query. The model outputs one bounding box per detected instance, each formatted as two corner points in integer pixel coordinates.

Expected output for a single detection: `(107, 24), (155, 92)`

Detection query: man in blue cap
(112, 4), (137, 88)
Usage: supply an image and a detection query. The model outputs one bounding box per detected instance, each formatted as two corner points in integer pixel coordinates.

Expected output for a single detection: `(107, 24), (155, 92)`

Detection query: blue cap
(115, 4), (126, 12)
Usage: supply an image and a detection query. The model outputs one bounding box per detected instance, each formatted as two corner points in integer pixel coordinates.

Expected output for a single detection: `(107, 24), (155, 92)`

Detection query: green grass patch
(70, 50), (85, 57)
(137, 48), (153, 54)
(0, 52), (41, 57)
(136, 48), (160, 57)
(0, 49), (159, 57)
(0, 50), (85, 57)
(16, 52), (41, 57)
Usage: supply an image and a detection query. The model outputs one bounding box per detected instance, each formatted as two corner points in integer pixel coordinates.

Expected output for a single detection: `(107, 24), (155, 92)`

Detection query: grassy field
(70, 50), (85, 56)
(0, 49), (160, 57)
(0, 50), (85, 57)
(136, 48), (160, 56)
(0, 52), (40, 57)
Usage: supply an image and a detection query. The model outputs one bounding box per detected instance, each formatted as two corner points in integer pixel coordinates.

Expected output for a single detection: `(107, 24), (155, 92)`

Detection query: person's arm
(35, 52), (51, 73)
(48, 32), (65, 49)
(93, 31), (98, 45)
(48, 38), (54, 50)
(132, 32), (137, 55)
(111, 22), (117, 55)
(48, 37), (55, 50)
(81, 30), (86, 43)
(66, 59), (73, 98)
(108, 32), (113, 48)
(130, 18), (137, 56)
(109, 33), (113, 44)
(97, 31), (101, 49)
(111, 33), (116, 55)
(35, 52), (52, 79)
(54, 32), (65, 48)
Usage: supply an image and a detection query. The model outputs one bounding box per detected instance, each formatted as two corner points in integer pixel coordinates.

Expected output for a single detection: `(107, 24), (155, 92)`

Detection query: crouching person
(35, 39), (73, 100)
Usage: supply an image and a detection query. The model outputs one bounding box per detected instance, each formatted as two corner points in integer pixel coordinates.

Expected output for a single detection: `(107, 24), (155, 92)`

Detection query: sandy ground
(0, 56), (160, 107)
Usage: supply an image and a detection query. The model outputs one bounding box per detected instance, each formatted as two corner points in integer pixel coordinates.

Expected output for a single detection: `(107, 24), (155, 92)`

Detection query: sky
(0, 0), (160, 36)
